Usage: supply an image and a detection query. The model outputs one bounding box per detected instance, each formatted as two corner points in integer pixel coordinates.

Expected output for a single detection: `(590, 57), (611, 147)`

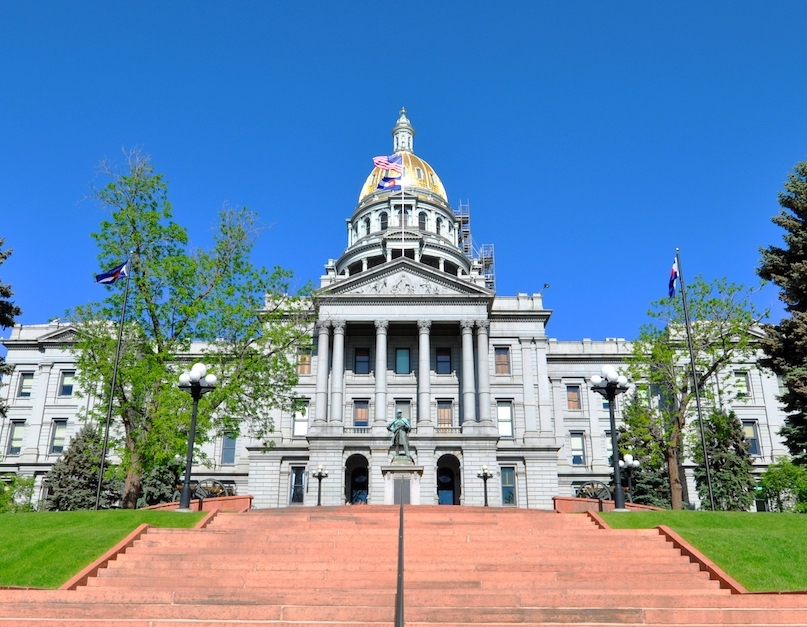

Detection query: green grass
(0, 510), (204, 589)
(602, 510), (807, 592)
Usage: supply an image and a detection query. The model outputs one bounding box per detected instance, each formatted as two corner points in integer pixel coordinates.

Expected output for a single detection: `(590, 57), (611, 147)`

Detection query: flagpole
(94, 254), (132, 510)
(675, 248), (715, 511)
(401, 156), (405, 256)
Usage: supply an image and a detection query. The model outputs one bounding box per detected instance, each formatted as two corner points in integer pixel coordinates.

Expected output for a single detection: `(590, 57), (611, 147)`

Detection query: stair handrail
(395, 475), (405, 627)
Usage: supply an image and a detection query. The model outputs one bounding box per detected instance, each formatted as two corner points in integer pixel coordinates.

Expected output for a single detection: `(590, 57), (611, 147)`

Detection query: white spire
(392, 107), (415, 153)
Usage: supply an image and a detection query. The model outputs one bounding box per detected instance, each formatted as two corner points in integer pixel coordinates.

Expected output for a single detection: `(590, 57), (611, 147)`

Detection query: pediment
(319, 259), (493, 299)
(39, 326), (78, 343)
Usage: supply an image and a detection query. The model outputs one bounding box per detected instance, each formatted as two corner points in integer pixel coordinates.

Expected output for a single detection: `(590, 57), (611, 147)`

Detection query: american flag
(373, 154), (403, 173)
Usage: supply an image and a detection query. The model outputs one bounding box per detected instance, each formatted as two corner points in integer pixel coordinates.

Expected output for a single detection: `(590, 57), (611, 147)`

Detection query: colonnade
(313, 319), (493, 426)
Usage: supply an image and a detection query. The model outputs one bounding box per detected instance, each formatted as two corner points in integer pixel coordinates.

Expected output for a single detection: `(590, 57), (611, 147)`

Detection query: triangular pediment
(319, 258), (494, 299)
(39, 326), (78, 344)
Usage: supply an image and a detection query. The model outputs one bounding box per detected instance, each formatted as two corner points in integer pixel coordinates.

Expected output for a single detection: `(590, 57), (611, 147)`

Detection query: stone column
(520, 338), (539, 433)
(417, 320), (432, 425)
(476, 320), (491, 424)
(460, 320), (477, 423)
(330, 320), (346, 424)
(314, 321), (331, 424)
(26, 363), (53, 460)
(374, 320), (389, 425)
(535, 339), (553, 433)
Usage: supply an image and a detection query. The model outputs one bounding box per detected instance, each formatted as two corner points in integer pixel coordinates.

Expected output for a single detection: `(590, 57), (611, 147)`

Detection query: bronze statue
(387, 409), (411, 460)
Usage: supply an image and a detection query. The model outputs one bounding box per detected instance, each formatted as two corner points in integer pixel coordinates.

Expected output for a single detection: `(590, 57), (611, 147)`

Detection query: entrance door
(436, 454), (461, 505)
(437, 467), (456, 505)
(350, 467), (368, 504)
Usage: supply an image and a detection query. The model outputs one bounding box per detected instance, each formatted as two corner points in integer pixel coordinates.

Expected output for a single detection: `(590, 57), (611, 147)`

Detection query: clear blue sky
(1, 2), (805, 342)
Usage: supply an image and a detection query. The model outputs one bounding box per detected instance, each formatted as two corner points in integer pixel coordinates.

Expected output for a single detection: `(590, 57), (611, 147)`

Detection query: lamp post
(619, 453), (641, 504)
(177, 362), (217, 512)
(312, 465), (328, 506)
(590, 365), (630, 510)
(477, 465), (494, 507)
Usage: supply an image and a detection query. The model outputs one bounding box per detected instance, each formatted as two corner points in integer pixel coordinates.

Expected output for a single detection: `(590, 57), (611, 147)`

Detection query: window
(602, 399), (610, 410)
(494, 347), (510, 375)
(436, 348), (452, 374)
(605, 431), (613, 465)
(743, 421), (760, 455)
(290, 467), (305, 504)
(735, 371), (751, 398)
(59, 371), (75, 397)
(17, 373), (33, 398)
(497, 401), (513, 437)
(380, 212), (388, 231)
(395, 205), (409, 226)
(436, 217), (442, 235)
(566, 385), (581, 410)
(777, 375), (787, 397)
(293, 402), (309, 438)
(416, 167), (423, 179)
(395, 400), (411, 422)
(364, 217), (371, 236)
(354, 348), (370, 375)
(297, 351), (311, 375)
(437, 400), (453, 428)
(7, 422), (24, 455)
(50, 420), (67, 454)
(353, 400), (370, 427)
(570, 432), (585, 465)
(418, 212), (427, 230)
(221, 432), (237, 465)
(395, 348), (410, 374)
(501, 467), (516, 505)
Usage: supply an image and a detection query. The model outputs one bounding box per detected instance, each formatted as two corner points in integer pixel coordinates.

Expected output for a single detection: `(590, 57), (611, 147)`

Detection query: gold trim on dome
(359, 153), (447, 203)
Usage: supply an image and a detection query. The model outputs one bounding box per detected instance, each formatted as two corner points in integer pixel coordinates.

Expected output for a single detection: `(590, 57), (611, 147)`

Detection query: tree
(757, 159), (807, 463)
(0, 238), (22, 418)
(618, 395), (671, 508)
(136, 457), (183, 508)
(690, 409), (756, 511)
(626, 277), (765, 509)
(0, 475), (35, 513)
(759, 457), (807, 513)
(42, 424), (122, 511)
(69, 151), (312, 508)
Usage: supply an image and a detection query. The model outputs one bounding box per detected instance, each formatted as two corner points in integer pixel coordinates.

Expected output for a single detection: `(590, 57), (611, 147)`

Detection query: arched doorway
(436, 454), (461, 505)
(345, 454), (369, 504)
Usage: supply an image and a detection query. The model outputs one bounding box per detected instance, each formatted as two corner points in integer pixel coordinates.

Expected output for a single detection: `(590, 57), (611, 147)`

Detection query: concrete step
(6, 506), (803, 626)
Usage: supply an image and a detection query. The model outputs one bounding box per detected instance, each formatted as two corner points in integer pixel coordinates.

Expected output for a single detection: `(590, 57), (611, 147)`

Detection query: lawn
(0, 510), (204, 589)
(602, 510), (807, 592)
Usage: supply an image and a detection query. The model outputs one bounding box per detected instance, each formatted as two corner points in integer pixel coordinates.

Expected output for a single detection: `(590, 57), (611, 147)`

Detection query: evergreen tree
(758, 159), (807, 463)
(0, 238), (22, 418)
(691, 409), (756, 511)
(42, 424), (122, 510)
(136, 458), (183, 508)
(618, 394), (671, 508)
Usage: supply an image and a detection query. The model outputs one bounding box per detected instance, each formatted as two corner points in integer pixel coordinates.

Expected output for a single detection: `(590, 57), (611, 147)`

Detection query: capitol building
(0, 111), (790, 510)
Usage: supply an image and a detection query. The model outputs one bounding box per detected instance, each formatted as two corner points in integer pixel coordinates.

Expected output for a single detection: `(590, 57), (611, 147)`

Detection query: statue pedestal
(381, 458), (423, 505)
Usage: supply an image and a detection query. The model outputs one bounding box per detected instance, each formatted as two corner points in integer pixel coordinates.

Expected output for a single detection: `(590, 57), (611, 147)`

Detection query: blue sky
(1, 2), (806, 342)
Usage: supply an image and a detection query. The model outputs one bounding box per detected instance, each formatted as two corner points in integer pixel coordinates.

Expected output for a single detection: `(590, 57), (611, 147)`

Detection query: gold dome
(359, 152), (448, 203)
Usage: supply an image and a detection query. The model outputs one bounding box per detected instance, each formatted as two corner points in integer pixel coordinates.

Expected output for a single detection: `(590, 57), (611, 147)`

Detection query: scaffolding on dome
(455, 200), (495, 291)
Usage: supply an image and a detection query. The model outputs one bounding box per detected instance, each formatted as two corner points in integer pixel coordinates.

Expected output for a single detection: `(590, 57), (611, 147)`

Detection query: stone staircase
(0, 505), (805, 625)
